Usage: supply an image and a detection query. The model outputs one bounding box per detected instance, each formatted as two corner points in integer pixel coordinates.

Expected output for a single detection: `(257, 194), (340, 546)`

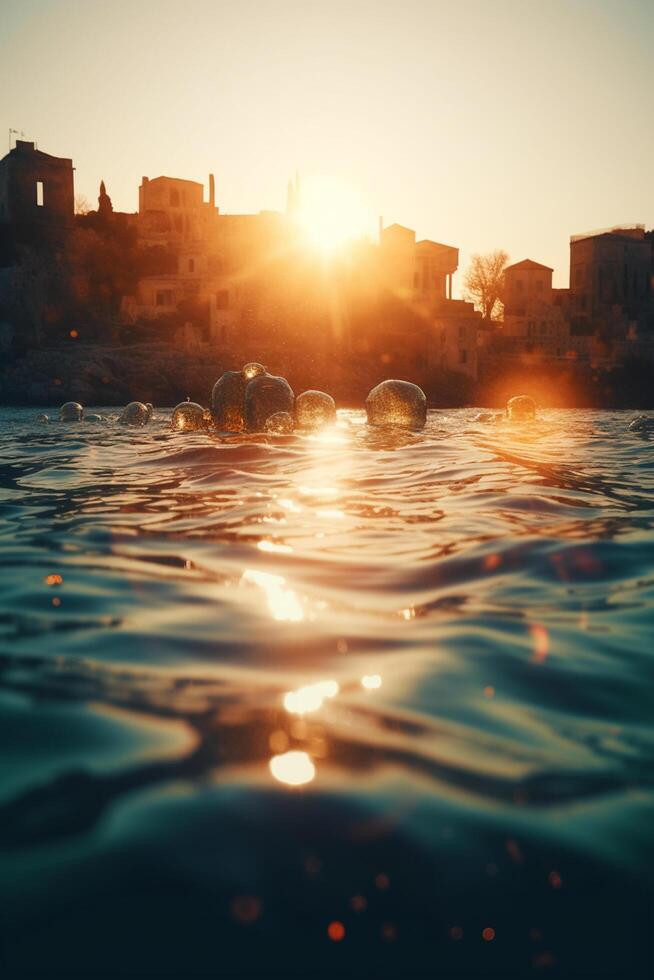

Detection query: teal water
(0, 407), (653, 977)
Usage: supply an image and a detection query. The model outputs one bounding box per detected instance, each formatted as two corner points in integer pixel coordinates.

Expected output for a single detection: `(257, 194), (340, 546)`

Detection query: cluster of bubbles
(168, 363), (340, 435)
(41, 384), (652, 435)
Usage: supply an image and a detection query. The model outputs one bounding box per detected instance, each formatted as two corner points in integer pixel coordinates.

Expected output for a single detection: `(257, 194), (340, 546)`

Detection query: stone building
(501, 259), (569, 357)
(137, 174), (216, 247)
(125, 172), (291, 347)
(378, 224), (481, 378)
(0, 140), (73, 244)
(569, 225), (652, 333)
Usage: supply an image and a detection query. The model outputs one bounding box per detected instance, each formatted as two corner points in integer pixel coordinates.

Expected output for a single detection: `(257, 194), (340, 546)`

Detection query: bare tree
(463, 250), (509, 320)
(74, 193), (91, 215)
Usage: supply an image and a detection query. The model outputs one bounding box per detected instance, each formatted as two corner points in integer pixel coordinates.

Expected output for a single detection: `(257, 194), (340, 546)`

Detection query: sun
(296, 176), (372, 253)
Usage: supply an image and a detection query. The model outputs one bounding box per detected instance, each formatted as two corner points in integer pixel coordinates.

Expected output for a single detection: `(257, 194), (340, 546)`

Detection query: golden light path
(296, 176), (373, 253)
(250, 414), (385, 787)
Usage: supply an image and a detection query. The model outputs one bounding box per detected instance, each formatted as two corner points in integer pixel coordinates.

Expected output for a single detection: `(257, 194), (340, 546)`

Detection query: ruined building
(0, 140), (73, 246)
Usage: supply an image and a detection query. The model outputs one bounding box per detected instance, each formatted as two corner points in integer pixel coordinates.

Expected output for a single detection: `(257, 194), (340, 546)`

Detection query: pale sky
(1, 0), (653, 290)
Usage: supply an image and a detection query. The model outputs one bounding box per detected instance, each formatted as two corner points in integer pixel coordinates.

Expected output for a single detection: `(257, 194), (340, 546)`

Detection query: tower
(286, 171), (301, 216)
(98, 179), (113, 218)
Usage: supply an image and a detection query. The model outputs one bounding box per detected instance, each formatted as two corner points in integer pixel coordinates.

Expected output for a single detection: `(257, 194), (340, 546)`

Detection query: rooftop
(570, 224), (645, 243)
(505, 258), (553, 273)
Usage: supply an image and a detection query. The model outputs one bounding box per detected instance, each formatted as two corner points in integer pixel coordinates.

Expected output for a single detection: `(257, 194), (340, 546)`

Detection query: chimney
(209, 173), (215, 209)
(139, 177), (149, 215)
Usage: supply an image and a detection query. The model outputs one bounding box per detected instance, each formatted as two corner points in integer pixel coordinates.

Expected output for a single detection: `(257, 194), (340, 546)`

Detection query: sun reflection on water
(240, 569), (304, 621)
(256, 540), (293, 554)
(284, 679), (339, 715)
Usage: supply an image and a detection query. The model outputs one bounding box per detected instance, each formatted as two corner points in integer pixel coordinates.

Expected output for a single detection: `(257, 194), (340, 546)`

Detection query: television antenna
(8, 128), (25, 151)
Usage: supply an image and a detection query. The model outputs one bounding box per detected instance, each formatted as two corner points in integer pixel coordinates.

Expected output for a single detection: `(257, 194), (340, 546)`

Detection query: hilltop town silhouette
(1, 138), (653, 407)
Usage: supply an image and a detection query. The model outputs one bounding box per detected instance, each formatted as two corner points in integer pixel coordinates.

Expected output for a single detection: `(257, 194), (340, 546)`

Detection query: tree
(463, 249), (509, 320)
(74, 193), (91, 215)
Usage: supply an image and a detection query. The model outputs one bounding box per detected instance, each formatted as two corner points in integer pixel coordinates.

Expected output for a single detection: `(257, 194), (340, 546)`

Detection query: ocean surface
(0, 406), (653, 977)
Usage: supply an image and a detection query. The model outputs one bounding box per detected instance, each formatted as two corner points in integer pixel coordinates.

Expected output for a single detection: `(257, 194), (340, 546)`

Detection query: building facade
(378, 224), (481, 378)
(569, 226), (652, 333)
(501, 259), (569, 357)
(0, 140), (73, 243)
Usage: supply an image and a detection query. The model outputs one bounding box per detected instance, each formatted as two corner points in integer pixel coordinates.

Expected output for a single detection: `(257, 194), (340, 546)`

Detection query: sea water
(0, 407), (653, 976)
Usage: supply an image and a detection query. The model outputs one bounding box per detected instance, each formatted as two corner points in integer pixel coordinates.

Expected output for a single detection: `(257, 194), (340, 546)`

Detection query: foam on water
(0, 407), (653, 975)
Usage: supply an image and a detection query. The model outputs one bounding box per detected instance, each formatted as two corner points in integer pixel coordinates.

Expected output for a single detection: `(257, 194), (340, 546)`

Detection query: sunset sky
(1, 0), (652, 290)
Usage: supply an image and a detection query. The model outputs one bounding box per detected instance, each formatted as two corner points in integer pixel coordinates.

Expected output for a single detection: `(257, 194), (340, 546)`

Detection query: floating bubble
(211, 370), (247, 431)
(119, 401), (149, 426)
(36, 413), (49, 424)
(171, 401), (210, 431)
(59, 401), (83, 422)
(473, 411), (497, 423)
(242, 362), (267, 380)
(365, 380), (426, 429)
(295, 390), (336, 429)
(145, 403), (154, 421)
(265, 411), (294, 434)
(245, 374), (294, 431)
(84, 413), (103, 423)
(628, 415), (654, 433)
(506, 395), (536, 423)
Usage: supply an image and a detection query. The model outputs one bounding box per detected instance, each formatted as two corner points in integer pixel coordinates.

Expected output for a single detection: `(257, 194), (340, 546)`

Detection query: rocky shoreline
(0, 345), (268, 408)
(0, 343), (456, 409)
(2, 342), (653, 410)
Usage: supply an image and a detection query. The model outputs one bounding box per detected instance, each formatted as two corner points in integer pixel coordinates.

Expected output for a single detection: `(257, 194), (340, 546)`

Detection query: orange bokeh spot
(375, 873), (390, 890)
(484, 685), (495, 698)
(530, 623), (549, 663)
(328, 920), (345, 942)
(44, 574), (63, 586)
(230, 895), (261, 924)
(70, 329), (78, 338)
(482, 927), (495, 942)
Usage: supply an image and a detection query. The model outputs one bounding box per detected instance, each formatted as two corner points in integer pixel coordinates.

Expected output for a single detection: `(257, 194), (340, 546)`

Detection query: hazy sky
(1, 0), (652, 289)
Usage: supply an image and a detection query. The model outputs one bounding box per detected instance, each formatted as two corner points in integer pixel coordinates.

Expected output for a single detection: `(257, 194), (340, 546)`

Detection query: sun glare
(297, 176), (372, 253)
